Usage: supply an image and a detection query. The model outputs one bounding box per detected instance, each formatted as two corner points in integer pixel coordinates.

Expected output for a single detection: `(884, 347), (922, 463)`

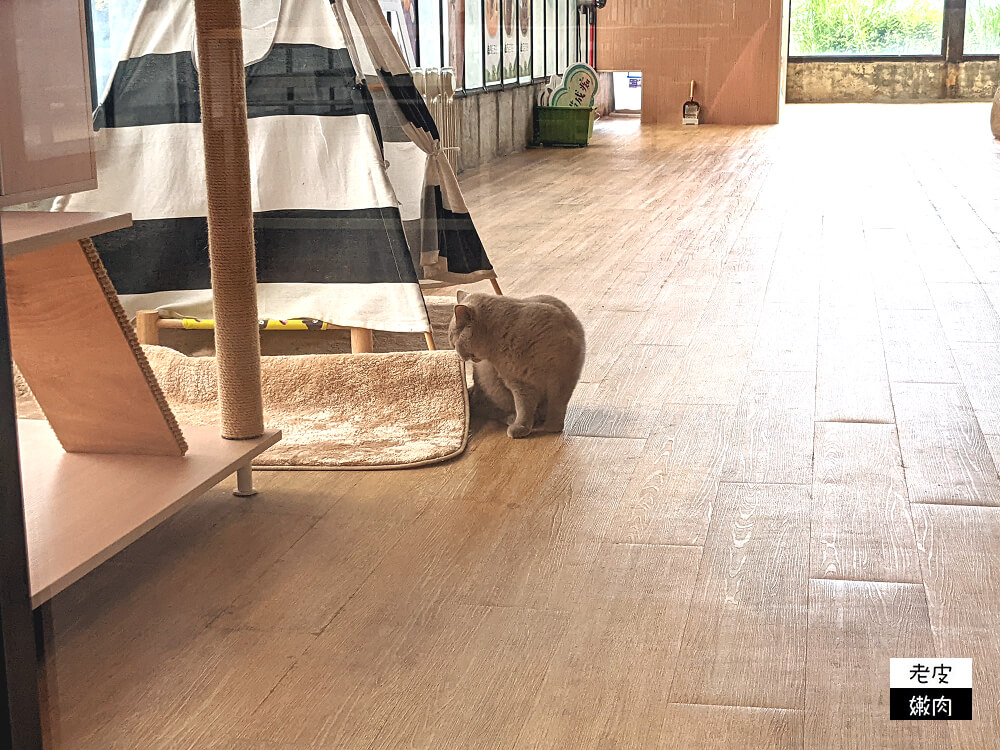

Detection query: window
(532, 0), (544, 77)
(92, 0), (595, 102)
(502, 0), (517, 83)
(485, 0), (501, 83)
(545, 0), (557, 74)
(518, 0), (532, 83)
(578, 4), (590, 66)
(966, 0), (1000, 53)
(88, 0), (144, 96)
(790, 0), (945, 56)
(418, 0), (442, 68)
(465, 0), (484, 87)
(557, 0), (569, 71)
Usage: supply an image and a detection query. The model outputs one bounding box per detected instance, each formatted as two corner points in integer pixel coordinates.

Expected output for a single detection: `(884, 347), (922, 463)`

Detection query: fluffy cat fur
(448, 291), (585, 438)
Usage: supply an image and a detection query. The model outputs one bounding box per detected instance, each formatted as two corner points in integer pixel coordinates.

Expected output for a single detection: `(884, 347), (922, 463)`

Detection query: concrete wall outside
(458, 82), (546, 173)
(787, 59), (999, 103)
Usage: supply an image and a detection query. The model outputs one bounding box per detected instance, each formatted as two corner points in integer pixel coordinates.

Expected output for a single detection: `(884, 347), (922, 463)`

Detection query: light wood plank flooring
(40, 104), (1000, 749)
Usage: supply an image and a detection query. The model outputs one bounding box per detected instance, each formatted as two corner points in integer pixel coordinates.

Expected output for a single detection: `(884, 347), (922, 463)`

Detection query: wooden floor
(41, 104), (1000, 749)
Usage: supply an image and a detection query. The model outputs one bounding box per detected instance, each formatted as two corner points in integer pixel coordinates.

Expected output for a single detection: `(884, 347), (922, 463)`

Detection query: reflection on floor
(41, 104), (1000, 749)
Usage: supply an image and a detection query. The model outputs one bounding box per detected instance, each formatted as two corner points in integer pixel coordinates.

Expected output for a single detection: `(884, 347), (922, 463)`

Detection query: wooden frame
(2, 211), (283, 606)
(19, 420), (280, 607)
(134, 311), (440, 353)
(7, 238), (187, 456)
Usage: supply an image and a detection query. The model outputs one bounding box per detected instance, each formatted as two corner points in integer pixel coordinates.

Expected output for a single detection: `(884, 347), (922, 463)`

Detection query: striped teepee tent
(55, 0), (496, 333)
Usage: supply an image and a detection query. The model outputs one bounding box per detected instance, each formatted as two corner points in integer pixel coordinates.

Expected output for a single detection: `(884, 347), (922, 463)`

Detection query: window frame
(81, 0), (594, 100)
(787, 0), (997, 63)
(961, 0), (1000, 57)
(457, 0), (590, 95)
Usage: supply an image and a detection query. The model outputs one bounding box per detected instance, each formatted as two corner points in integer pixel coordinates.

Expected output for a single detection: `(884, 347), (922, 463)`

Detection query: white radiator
(412, 67), (459, 171)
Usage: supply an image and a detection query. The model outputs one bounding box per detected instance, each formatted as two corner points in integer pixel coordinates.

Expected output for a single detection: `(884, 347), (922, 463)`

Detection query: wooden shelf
(18, 419), (281, 607)
(0, 211), (132, 258)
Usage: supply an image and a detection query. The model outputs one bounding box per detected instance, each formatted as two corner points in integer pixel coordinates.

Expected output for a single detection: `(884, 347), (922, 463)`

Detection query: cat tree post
(193, 0), (264, 442)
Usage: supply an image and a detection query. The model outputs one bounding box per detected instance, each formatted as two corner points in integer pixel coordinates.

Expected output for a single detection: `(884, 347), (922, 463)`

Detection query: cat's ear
(456, 290), (468, 303)
(454, 304), (474, 327)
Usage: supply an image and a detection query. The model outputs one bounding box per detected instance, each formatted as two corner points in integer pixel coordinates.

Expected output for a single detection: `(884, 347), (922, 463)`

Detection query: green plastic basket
(535, 106), (595, 147)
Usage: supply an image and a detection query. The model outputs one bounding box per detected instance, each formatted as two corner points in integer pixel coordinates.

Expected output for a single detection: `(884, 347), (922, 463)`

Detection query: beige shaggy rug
(16, 345), (470, 470)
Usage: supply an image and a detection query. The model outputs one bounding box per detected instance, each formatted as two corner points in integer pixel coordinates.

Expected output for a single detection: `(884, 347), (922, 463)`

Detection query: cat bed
(16, 345), (470, 470)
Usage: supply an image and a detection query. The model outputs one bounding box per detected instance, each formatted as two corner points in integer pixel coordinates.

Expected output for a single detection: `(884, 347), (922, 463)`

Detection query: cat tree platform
(2, 211), (280, 607)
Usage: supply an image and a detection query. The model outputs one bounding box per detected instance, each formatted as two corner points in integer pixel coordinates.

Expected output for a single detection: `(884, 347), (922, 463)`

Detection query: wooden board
(19, 419), (281, 606)
(6, 240), (186, 455)
(805, 580), (949, 749)
(721, 370), (814, 485)
(660, 705), (802, 750)
(815, 335), (895, 424)
(913, 505), (1000, 748)
(951, 342), (1000, 433)
(663, 325), (756, 406)
(881, 308), (961, 384)
(450, 437), (645, 611)
(566, 344), (684, 439)
(0, 211), (131, 257)
(930, 282), (1000, 344)
(635, 283), (716, 348)
(670, 483), (810, 708)
(750, 302), (819, 372)
(892, 382), (1000, 506)
(610, 404), (735, 546)
(811, 422), (920, 583)
(516, 544), (702, 749)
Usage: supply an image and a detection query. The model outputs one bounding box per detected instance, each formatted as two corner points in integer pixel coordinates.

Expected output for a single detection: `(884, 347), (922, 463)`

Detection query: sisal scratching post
(193, 0), (264, 439)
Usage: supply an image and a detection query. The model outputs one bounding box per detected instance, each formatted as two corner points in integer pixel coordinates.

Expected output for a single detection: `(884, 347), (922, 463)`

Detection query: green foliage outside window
(790, 0), (943, 55)
(965, 0), (1000, 53)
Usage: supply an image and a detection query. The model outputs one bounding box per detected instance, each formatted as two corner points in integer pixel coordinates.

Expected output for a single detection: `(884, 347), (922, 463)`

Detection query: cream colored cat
(448, 291), (585, 438)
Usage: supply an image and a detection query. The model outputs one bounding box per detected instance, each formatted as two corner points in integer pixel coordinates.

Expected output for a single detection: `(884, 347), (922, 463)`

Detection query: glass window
(442, 0), (451, 69)
(465, 0), (484, 87)
(502, 0), (517, 82)
(789, 0), (944, 56)
(418, 0), (442, 68)
(448, 0), (463, 86)
(486, 0), (501, 83)
(532, 0), (544, 77)
(966, 0), (1000, 53)
(518, 0), (531, 82)
(545, 0), (557, 74)
(558, 0), (569, 71)
(89, 0), (145, 97)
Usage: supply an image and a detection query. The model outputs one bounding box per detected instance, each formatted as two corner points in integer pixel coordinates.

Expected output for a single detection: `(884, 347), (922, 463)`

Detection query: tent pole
(490, 278), (503, 296)
(192, 0), (264, 439)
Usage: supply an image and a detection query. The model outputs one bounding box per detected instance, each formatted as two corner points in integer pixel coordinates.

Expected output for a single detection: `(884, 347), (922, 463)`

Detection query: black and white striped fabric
(55, 0), (473, 333)
(344, 0), (496, 285)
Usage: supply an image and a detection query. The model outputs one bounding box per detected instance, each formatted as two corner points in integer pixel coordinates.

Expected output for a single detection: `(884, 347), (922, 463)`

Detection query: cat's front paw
(507, 423), (531, 439)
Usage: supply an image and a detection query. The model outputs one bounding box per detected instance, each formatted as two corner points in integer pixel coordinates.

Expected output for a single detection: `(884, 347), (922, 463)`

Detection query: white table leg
(233, 464), (257, 497)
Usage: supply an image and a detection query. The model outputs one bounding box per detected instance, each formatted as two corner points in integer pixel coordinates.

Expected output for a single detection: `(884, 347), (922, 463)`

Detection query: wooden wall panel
(596, 0), (788, 125)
